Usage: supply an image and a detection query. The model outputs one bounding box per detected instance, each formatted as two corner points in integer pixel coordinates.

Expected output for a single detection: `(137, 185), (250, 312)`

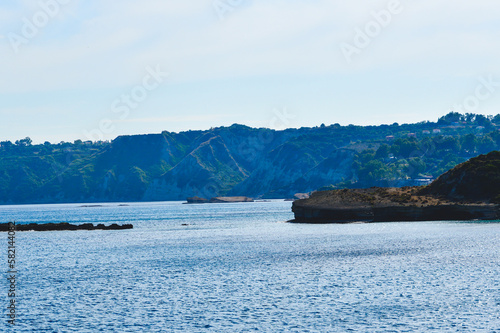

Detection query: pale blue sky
(1, 0), (500, 143)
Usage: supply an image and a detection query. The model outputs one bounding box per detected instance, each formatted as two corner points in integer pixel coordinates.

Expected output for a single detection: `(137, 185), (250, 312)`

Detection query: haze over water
(2, 201), (499, 332)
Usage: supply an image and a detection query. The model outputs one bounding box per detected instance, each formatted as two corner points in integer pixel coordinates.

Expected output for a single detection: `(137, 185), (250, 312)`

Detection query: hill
(418, 150), (500, 203)
(2, 112), (500, 204)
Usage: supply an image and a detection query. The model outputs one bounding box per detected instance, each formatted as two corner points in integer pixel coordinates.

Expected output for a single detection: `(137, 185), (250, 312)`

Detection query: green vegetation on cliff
(2, 112), (500, 204)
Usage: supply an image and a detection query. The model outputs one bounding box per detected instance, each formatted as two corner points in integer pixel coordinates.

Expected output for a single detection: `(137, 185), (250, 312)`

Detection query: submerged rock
(185, 196), (209, 204)
(185, 196), (254, 204)
(209, 196), (254, 203)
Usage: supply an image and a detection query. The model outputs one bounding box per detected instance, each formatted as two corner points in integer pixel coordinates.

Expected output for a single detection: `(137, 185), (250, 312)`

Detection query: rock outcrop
(185, 196), (254, 204)
(418, 150), (500, 203)
(292, 152), (500, 223)
(209, 196), (254, 203)
(186, 196), (209, 204)
(293, 197), (499, 223)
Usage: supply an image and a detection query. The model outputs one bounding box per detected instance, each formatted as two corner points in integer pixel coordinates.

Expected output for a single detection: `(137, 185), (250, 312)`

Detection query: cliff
(292, 151), (500, 223)
(3, 114), (500, 204)
(0, 124), (357, 204)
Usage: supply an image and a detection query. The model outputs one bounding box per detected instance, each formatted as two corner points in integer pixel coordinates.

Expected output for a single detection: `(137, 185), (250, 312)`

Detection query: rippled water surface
(1, 201), (500, 332)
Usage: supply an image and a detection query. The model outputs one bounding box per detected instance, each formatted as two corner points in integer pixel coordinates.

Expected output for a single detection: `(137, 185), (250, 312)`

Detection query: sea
(1, 200), (499, 332)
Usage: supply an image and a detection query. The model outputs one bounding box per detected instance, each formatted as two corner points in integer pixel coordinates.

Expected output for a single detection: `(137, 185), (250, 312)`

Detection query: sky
(1, 0), (500, 143)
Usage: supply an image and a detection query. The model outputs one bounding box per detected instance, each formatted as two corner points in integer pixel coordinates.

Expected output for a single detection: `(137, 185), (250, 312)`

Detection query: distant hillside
(2, 112), (500, 204)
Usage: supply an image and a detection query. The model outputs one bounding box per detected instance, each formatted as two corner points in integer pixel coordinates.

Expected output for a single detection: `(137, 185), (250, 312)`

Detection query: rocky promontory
(292, 151), (500, 223)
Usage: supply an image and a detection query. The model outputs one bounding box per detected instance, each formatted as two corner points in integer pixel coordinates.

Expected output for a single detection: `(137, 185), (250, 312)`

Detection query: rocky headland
(292, 151), (500, 223)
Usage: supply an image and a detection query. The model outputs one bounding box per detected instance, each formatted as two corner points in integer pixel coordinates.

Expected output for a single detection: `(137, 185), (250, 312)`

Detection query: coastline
(291, 187), (500, 223)
(0, 222), (133, 232)
(291, 202), (500, 223)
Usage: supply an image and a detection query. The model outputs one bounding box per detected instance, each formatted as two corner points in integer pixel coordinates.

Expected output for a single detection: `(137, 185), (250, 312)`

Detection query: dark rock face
(419, 150), (500, 203)
(0, 222), (133, 231)
(186, 196), (209, 204)
(292, 203), (500, 223)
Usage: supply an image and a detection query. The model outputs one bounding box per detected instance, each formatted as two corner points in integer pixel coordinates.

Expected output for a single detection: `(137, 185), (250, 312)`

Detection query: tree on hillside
(434, 136), (460, 152)
(391, 138), (420, 159)
(375, 144), (390, 159)
(15, 137), (32, 147)
(492, 114), (500, 125)
(0, 141), (13, 150)
(464, 113), (476, 123)
(474, 114), (492, 128)
(357, 160), (389, 184)
(407, 157), (426, 178)
(461, 134), (477, 153)
(438, 112), (462, 125)
(477, 136), (496, 154)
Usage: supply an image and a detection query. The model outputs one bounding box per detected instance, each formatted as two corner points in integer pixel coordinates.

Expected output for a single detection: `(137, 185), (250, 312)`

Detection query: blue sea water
(1, 200), (500, 332)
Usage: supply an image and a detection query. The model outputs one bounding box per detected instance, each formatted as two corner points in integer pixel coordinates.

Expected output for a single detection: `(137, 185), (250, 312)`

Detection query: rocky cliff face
(5, 115), (500, 204)
(143, 127), (355, 201)
(419, 150), (500, 203)
(229, 141), (322, 198)
(292, 202), (500, 223)
(288, 149), (355, 195)
(143, 136), (248, 201)
(0, 124), (391, 204)
(229, 139), (353, 198)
